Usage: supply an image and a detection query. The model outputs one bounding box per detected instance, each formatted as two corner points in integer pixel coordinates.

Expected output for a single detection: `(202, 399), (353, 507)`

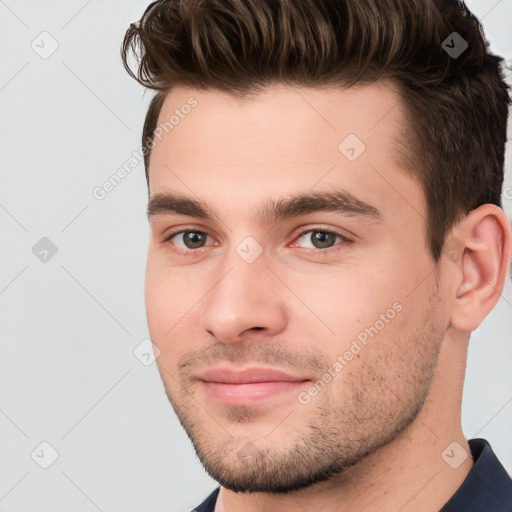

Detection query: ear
(447, 204), (512, 332)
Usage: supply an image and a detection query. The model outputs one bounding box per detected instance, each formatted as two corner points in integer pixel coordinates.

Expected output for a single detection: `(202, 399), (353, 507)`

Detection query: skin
(144, 82), (511, 512)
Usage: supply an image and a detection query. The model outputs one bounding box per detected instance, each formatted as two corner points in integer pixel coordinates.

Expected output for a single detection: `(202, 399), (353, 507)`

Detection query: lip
(198, 367), (309, 384)
(197, 367), (311, 406)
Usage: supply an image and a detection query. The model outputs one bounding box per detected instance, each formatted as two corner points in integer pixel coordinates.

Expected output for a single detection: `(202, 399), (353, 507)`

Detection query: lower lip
(201, 381), (309, 406)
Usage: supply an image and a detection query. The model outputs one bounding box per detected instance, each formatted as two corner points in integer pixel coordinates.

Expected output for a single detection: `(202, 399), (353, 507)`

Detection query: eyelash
(161, 227), (351, 257)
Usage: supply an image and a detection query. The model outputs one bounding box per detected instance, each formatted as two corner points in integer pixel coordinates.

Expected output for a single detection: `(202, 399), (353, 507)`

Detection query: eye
(161, 227), (350, 257)
(162, 229), (213, 254)
(292, 228), (348, 253)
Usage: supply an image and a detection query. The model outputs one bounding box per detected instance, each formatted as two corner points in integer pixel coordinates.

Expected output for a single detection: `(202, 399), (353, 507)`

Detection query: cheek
(298, 267), (401, 331)
(145, 254), (209, 372)
(145, 274), (184, 378)
(296, 263), (420, 370)
(145, 254), (188, 339)
(145, 263), (167, 334)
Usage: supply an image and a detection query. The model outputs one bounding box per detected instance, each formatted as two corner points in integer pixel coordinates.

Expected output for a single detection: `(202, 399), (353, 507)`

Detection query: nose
(199, 250), (288, 344)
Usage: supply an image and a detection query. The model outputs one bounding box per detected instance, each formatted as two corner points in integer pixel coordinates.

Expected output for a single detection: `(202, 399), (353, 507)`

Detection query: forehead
(147, 82), (424, 225)
(154, 81), (404, 160)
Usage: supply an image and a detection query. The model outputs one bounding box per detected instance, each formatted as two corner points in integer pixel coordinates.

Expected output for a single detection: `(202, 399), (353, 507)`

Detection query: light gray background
(0, 1), (511, 511)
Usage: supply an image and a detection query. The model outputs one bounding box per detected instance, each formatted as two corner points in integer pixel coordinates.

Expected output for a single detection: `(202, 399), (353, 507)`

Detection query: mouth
(196, 367), (311, 406)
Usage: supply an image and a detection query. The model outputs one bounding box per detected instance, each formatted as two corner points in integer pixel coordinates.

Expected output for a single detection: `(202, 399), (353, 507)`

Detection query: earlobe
(448, 204), (511, 332)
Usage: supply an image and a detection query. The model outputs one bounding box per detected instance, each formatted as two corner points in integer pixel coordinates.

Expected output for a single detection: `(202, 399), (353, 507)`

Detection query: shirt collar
(440, 438), (512, 511)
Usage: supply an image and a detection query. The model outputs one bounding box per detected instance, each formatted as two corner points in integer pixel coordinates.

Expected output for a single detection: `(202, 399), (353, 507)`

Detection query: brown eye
(181, 231), (207, 249)
(295, 229), (345, 250)
(165, 230), (210, 250)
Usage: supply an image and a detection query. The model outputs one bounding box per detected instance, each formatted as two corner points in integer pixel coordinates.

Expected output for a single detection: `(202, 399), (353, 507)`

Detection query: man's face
(145, 82), (450, 492)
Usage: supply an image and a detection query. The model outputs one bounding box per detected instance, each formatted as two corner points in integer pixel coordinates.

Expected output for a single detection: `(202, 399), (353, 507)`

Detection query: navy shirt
(193, 439), (512, 511)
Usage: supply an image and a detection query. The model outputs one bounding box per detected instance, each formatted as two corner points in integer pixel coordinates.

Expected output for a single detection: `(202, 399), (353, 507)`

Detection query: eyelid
(290, 226), (350, 254)
(292, 226), (349, 240)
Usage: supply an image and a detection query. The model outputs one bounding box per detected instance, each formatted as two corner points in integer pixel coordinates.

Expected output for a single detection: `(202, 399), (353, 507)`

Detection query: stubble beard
(158, 288), (444, 493)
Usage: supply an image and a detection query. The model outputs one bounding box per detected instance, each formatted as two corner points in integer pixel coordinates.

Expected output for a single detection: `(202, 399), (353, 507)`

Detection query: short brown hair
(121, 0), (510, 260)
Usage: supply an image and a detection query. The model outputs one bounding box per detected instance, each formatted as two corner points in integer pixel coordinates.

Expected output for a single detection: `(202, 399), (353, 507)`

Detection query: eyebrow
(147, 189), (382, 225)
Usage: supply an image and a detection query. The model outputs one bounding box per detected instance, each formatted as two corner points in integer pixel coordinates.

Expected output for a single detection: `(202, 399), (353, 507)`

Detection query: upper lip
(197, 367), (310, 384)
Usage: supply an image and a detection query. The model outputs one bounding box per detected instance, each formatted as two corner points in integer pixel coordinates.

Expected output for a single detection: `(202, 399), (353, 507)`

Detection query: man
(121, 0), (512, 510)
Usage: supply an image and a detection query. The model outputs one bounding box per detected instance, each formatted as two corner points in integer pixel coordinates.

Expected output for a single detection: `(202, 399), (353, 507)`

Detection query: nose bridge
(199, 244), (287, 342)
